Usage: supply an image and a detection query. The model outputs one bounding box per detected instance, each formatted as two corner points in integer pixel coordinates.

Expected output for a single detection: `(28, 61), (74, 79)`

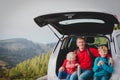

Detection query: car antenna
(48, 24), (61, 41)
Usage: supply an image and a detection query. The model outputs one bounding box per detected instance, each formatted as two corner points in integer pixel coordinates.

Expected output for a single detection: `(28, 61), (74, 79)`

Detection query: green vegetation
(0, 52), (51, 80)
(94, 37), (108, 45)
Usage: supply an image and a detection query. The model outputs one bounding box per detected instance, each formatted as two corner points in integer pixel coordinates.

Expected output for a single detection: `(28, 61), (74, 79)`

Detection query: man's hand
(97, 60), (104, 66)
(109, 57), (114, 66)
(75, 63), (79, 66)
(59, 67), (65, 72)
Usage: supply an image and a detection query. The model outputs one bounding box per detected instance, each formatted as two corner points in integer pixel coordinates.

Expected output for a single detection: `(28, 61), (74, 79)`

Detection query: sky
(0, 0), (120, 43)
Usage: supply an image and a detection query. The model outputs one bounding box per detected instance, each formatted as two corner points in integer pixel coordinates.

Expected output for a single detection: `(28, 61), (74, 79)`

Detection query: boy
(93, 46), (113, 80)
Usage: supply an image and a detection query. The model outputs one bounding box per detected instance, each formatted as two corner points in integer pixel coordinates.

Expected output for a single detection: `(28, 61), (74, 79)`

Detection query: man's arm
(106, 53), (114, 66)
(91, 48), (114, 66)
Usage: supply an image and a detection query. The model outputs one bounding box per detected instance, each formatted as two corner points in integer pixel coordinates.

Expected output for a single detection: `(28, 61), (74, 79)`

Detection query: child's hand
(97, 60), (104, 66)
(59, 67), (65, 72)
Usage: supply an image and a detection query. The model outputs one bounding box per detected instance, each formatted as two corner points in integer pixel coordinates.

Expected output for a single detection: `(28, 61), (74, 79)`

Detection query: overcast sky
(0, 0), (120, 43)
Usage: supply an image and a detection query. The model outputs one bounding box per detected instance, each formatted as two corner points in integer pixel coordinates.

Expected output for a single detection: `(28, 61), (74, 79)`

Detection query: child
(58, 52), (78, 80)
(93, 46), (114, 80)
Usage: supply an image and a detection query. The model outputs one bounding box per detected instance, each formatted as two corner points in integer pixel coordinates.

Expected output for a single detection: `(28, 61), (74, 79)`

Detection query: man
(70, 37), (114, 80)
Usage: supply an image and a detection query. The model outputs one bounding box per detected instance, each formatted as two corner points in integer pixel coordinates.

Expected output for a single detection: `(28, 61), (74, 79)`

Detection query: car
(34, 12), (120, 80)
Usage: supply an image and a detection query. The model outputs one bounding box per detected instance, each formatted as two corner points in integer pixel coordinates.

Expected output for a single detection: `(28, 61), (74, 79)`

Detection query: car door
(110, 30), (120, 80)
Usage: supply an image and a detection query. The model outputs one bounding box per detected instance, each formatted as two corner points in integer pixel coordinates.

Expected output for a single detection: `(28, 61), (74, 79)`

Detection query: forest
(0, 52), (51, 80)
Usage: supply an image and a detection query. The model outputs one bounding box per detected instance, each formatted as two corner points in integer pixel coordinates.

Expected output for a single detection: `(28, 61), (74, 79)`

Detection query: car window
(67, 36), (109, 51)
(93, 37), (108, 47)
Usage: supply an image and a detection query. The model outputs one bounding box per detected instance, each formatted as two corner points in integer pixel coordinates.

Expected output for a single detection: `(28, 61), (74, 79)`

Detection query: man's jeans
(70, 69), (93, 80)
(58, 71), (71, 80)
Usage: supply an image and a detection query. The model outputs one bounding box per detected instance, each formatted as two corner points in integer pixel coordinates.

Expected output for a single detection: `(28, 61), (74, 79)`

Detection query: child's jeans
(58, 71), (71, 80)
(94, 76), (109, 80)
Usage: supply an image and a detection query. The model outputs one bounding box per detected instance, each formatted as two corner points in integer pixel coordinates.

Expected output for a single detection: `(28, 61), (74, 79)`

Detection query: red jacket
(62, 59), (77, 74)
(74, 47), (110, 70)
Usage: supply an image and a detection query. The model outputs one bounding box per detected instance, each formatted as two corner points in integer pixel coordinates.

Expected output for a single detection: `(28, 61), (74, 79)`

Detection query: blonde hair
(66, 52), (76, 60)
(98, 46), (108, 53)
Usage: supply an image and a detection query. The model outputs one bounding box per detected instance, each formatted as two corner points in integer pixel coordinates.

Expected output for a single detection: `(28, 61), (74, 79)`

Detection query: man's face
(76, 38), (85, 51)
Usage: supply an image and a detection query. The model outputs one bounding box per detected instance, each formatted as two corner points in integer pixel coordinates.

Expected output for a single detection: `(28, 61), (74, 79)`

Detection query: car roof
(34, 12), (119, 35)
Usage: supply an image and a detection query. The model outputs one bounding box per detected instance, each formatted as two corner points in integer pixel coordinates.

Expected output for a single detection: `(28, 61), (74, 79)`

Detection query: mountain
(0, 38), (56, 68)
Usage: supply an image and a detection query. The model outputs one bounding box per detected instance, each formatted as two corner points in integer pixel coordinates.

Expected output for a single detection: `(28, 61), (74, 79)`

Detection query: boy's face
(99, 50), (107, 57)
(70, 55), (76, 61)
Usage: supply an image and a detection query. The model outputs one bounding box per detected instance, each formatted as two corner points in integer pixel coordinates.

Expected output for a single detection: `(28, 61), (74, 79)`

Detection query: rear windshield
(59, 19), (105, 25)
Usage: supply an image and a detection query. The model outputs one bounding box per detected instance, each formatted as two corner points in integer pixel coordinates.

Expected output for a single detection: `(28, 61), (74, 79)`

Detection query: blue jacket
(93, 57), (113, 76)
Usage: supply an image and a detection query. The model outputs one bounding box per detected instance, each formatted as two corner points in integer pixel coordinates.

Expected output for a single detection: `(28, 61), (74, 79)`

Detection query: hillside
(0, 52), (51, 80)
(0, 38), (56, 68)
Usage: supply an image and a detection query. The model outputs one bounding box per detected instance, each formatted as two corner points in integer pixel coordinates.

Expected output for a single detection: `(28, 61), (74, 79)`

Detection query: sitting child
(93, 46), (114, 80)
(58, 52), (78, 80)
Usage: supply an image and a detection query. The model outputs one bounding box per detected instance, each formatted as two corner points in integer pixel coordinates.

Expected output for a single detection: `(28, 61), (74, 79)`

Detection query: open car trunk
(55, 36), (111, 79)
(34, 12), (119, 35)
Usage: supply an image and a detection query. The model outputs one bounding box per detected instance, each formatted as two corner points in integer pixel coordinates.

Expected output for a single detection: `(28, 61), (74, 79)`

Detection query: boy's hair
(66, 52), (76, 60)
(98, 46), (108, 53)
